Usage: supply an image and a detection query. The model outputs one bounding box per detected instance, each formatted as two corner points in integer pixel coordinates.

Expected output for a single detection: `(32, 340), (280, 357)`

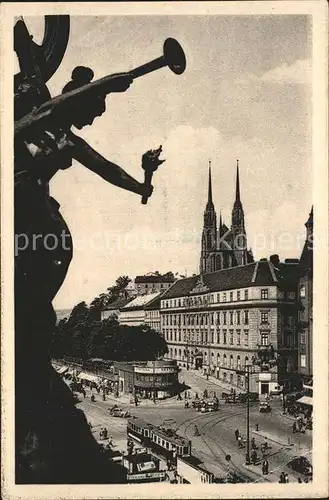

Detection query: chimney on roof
(269, 254), (280, 267)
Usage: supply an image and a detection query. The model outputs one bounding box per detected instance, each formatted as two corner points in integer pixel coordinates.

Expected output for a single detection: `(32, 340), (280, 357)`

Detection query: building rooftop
(159, 260), (299, 299)
(135, 273), (176, 284)
(144, 293), (165, 310)
(178, 456), (215, 476)
(121, 292), (161, 310)
(102, 296), (134, 312)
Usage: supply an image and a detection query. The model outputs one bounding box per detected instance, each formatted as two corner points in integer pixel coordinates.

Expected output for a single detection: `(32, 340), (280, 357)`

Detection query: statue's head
(62, 66), (106, 129)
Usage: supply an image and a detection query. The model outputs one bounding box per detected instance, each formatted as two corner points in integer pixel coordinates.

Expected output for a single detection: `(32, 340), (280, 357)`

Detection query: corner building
(160, 259), (299, 395)
(297, 207), (313, 401)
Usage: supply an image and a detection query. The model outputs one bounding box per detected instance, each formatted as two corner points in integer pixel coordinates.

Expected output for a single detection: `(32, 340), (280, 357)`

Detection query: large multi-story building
(200, 161), (253, 274)
(134, 273), (177, 295)
(159, 257), (300, 395)
(297, 207), (313, 402)
(119, 292), (161, 327)
(144, 294), (162, 333)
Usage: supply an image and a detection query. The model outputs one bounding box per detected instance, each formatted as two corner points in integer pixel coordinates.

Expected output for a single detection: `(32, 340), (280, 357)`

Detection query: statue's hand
(106, 72), (134, 93)
(142, 145), (165, 172)
(138, 182), (154, 199)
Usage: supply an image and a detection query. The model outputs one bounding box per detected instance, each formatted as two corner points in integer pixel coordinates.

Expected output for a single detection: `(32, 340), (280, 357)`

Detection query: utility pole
(153, 359), (156, 403)
(245, 364), (251, 465)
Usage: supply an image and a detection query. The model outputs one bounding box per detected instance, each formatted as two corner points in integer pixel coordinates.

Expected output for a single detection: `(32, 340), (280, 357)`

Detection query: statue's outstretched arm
(70, 132), (153, 198)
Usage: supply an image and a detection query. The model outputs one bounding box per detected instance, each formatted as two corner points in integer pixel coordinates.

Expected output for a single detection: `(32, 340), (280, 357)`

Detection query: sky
(22, 14), (312, 309)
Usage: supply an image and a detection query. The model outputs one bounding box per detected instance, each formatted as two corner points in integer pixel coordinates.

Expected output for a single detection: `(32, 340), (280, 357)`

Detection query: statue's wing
(14, 15), (70, 87)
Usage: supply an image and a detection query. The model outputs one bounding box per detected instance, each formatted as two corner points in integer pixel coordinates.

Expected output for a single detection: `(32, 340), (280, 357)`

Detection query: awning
(77, 372), (100, 383)
(57, 366), (68, 374)
(297, 396), (313, 406)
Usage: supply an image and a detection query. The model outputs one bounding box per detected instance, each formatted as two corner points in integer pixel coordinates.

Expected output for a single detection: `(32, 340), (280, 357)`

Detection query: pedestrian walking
(284, 473), (289, 483)
(292, 422), (297, 433)
(262, 459), (269, 475)
(279, 472), (286, 483)
(251, 437), (257, 450)
(298, 477), (303, 483)
(235, 429), (240, 441)
(237, 435), (243, 449)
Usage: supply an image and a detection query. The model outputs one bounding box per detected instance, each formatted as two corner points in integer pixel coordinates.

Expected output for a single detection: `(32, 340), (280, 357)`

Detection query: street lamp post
(236, 364), (251, 465)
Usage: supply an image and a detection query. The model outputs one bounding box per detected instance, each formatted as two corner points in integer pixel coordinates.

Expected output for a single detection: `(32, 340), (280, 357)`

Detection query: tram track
(175, 408), (269, 483)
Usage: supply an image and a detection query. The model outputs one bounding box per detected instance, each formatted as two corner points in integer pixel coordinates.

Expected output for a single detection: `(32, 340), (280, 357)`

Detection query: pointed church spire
(235, 159), (241, 203)
(208, 160), (213, 204)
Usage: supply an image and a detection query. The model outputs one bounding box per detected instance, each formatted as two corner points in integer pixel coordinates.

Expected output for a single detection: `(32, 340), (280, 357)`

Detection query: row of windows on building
(135, 374), (174, 383)
(168, 347), (251, 369)
(161, 311), (295, 328)
(146, 310), (160, 318)
(161, 310), (259, 327)
(161, 288), (273, 309)
(164, 328), (255, 346)
(165, 329), (274, 348)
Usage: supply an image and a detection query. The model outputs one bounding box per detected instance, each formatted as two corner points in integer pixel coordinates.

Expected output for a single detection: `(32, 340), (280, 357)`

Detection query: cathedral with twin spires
(200, 160), (254, 274)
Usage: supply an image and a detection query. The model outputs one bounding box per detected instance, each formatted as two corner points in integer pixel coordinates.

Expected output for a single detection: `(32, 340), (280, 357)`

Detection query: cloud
(261, 59), (311, 85)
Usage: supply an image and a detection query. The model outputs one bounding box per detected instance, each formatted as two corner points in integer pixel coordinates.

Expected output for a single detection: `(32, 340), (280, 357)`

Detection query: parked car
(109, 406), (131, 418)
(192, 400), (202, 410)
(112, 409), (131, 418)
(287, 456), (313, 476)
(259, 402), (271, 413)
(270, 384), (283, 395)
(200, 398), (219, 412)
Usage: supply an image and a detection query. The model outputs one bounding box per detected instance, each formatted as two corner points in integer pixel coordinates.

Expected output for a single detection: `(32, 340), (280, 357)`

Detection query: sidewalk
(81, 386), (185, 408)
(252, 429), (294, 448)
(180, 367), (247, 394)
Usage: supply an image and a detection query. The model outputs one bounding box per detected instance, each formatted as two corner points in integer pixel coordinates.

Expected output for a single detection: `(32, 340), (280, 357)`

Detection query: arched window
(230, 355), (234, 367)
(217, 353), (220, 366)
(223, 354), (227, 366)
(178, 349), (181, 358)
(174, 348), (177, 356)
(206, 230), (212, 248)
(300, 285), (306, 298)
(245, 356), (249, 367)
(237, 355), (241, 369)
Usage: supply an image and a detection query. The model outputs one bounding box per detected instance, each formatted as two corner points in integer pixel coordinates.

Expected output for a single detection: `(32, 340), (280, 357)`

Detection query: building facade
(119, 292), (160, 326)
(134, 273), (176, 295)
(200, 161), (253, 275)
(113, 360), (179, 400)
(100, 296), (133, 321)
(297, 207), (313, 391)
(144, 295), (162, 333)
(176, 456), (214, 484)
(160, 258), (300, 395)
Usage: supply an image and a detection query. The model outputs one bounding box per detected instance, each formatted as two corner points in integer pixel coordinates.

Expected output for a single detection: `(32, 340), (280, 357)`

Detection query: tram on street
(127, 418), (191, 463)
